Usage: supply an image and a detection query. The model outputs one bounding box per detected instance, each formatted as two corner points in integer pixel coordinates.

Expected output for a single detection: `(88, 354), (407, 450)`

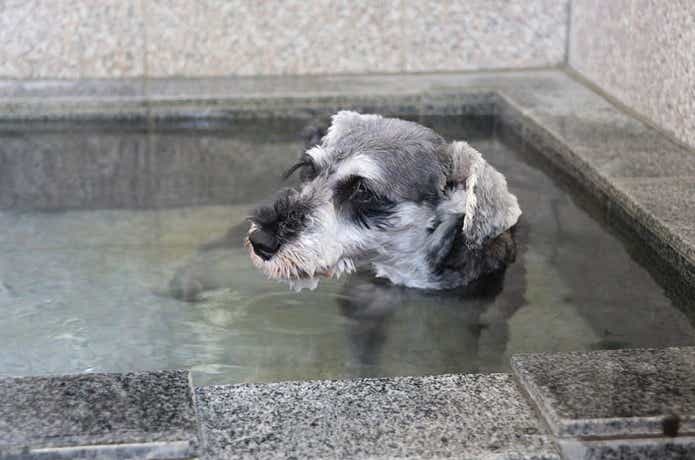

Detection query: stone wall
(569, 0), (695, 149)
(2, 0), (692, 152)
(0, 0), (568, 79)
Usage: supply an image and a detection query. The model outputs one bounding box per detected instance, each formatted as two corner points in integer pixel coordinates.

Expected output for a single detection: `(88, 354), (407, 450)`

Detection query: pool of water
(1, 115), (694, 385)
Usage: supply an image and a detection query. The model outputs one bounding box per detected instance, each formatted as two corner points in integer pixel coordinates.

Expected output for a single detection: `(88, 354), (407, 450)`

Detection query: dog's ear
(437, 141), (521, 248)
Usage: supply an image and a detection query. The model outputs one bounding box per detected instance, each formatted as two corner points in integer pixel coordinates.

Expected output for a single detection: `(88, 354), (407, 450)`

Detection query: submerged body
(246, 111), (522, 290)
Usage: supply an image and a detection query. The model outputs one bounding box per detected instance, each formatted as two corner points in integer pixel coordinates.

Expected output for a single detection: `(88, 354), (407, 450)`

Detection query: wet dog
(247, 111), (521, 291)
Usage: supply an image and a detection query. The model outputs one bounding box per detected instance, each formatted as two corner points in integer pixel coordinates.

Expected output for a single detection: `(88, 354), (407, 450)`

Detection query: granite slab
(0, 1), (569, 80)
(144, 0), (403, 77)
(0, 1), (145, 80)
(570, 0), (695, 151)
(0, 370), (198, 459)
(195, 373), (560, 459)
(559, 436), (695, 460)
(401, 0), (567, 72)
(614, 177), (695, 268)
(511, 347), (695, 439)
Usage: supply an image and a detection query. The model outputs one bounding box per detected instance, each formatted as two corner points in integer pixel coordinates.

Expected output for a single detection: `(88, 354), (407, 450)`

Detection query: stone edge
(0, 370), (200, 460)
(2, 440), (195, 460)
(510, 351), (695, 439)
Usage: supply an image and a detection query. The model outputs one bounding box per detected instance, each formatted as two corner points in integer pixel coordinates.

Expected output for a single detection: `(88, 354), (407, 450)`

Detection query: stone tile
(569, 0), (634, 104)
(492, 73), (695, 179)
(0, 1), (144, 79)
(403, 0), (568, 72)
(195, 373), (560, 459)
(570, 0), (695, 150)
(0, 370), (198, 458)
(144, 0), (402, 77)
(540, 117), (695, 179)
(512, 347), (695, 438)
(559, 437), (695, 460)
(628, 0), (695, 150)
(615, 177), (695, 264)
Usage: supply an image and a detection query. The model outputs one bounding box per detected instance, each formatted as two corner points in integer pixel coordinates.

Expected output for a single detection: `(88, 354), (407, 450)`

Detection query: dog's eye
(350, 178), (376, 203)
(335, 176), (395, 230)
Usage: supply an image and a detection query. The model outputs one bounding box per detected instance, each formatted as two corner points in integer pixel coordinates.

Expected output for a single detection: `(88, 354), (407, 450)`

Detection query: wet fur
(247, 111), (522, 290)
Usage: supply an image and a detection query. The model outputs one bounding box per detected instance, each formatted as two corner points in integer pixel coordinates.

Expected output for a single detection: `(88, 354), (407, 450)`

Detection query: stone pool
(2, 70), (695, 459)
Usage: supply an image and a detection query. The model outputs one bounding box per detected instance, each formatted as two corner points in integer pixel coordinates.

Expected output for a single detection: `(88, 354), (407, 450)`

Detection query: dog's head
(246, 111), (521, 290)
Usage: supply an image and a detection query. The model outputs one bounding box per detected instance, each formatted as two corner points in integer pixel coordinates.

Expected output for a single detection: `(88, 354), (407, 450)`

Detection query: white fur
(372, 203), (442, 289)
(306, 145), (332, 169)
(323, 111), (383, 149)
(248, 113), (522, 290)
(335, 154), (382, 182)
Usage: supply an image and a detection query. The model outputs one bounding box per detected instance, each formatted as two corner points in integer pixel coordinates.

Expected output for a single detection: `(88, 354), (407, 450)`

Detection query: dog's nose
(249, 229), (280, 260)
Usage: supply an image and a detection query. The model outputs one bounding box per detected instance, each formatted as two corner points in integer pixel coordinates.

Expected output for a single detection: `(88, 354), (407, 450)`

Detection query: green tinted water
(1, 116), (693, 384)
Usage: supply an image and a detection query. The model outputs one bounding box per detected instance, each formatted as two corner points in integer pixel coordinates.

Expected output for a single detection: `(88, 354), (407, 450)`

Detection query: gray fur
(247, 111), (522, 291)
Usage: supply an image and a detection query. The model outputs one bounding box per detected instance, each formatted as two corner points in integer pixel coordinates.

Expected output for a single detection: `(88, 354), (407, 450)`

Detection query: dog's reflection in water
(337, 253), (525, 374)
(167, 223), (250, 302)
(168, 222), (526, 374)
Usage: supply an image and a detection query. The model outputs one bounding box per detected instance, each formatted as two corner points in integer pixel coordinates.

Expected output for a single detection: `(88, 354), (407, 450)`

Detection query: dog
(246, 111), (521, 291)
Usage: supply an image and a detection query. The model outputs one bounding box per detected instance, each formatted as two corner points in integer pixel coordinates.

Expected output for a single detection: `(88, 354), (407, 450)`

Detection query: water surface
(1, 116), (693, 385)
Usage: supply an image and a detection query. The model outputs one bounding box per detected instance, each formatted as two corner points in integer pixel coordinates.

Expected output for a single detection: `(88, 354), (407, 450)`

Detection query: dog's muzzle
(248, 228), (280, 260)
(248, 187), (307, 261)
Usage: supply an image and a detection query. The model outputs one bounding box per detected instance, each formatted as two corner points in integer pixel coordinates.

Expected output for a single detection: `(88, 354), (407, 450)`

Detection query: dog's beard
(246, 201), (363, 291)
(244, 235), (356, 292)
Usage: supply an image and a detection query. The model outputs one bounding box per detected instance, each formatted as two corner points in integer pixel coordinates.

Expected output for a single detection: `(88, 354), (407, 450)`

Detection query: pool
(1, 115), (693, 385)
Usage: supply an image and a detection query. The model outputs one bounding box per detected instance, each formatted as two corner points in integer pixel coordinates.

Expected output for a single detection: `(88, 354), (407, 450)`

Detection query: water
(1, 116), (693, 385)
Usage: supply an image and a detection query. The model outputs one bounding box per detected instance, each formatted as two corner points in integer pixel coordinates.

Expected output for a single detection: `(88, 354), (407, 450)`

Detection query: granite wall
(569, 0), (695, 149)
(2, 0), (692, 153)
(0, 0), (569, 79)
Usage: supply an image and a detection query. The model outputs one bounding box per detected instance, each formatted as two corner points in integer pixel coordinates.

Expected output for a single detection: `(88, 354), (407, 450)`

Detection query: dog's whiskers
(245, 111), (521, 291)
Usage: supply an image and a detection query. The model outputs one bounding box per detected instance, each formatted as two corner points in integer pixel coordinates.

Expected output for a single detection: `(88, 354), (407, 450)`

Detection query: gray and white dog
(246, 111), (522, 291)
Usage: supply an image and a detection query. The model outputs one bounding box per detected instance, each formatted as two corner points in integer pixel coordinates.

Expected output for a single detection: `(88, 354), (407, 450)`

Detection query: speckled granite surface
(570, 0), (695, 150)
(614, 177), (695, 275)
(0, 1), (568, 79)
(401, 0), (568, 73)
(0, 1), (145, 79)
(195, 373), (560, 459)
(511, 347), (695, 439)
(0, 370), (198, 458)
(559, 437), (695, 460)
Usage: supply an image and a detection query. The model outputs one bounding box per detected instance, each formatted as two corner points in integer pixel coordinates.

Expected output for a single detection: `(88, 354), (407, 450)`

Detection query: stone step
(6, 346), (695, 458)
(512, 347), (695, 459)
(0, 370), (199, 459)
(194, 373), (560, 459)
